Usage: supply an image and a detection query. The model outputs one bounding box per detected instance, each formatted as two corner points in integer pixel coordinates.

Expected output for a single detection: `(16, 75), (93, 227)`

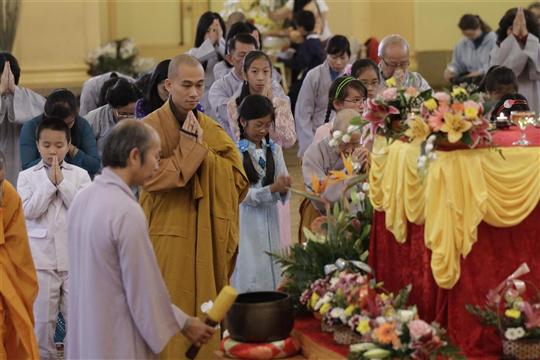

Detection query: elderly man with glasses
(378, 34), (431, 92)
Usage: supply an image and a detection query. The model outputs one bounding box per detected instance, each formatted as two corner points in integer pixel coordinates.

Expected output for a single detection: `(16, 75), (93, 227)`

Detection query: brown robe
(140, 102), (248, 359)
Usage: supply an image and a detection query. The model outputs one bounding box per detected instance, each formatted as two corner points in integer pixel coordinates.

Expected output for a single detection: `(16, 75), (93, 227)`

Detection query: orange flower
(373, 322), (399, 345)
(451, 102), (464, 113)
(342, 154), (354, 175)
(328, 170), (348, 182)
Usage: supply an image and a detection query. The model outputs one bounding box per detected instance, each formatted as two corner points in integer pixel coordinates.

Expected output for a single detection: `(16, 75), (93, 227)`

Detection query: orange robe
(140, 103), (248, 359)
(0, 180), (39, 360)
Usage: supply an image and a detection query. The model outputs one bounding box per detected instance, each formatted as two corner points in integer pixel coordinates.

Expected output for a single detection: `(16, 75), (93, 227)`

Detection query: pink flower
(469, 118), (491, 147)
(408, 320), (434, 340)
(427, 111), (444, 132)
(364, 99), (400, 125)
(520, 301), (540, 329)
(382, 88), (398, 101)
(433, 92), (450, 104)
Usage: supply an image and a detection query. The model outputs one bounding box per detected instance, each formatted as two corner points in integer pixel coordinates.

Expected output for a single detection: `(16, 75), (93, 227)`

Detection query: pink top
(227, 96), (297, 149)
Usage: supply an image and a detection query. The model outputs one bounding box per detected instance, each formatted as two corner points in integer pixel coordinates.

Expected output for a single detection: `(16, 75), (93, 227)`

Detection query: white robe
(490, 34), (540, 115)
(66, 168), (188, 359)
(0, 87), (45, 185)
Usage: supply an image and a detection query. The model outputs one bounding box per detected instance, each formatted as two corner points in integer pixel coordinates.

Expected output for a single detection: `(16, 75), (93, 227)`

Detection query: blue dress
(231, 139), (290, 293)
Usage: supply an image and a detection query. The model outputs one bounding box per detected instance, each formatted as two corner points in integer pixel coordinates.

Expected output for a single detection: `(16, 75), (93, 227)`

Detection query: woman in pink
(227, 50), (296, 246)
(226, 50), (296, 149)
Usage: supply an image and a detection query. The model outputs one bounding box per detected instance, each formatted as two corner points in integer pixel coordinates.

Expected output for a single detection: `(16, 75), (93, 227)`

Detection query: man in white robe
(0, 55), (45, 185)
(66, 119), (214, 359)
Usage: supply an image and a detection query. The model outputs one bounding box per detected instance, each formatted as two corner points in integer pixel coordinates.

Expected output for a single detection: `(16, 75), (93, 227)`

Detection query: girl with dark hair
(444, 14), (497, 85)
(295, 35), (352, 156)
(351, 58), (382, 98)
(85, 78), (141, 155)
(135, 59), (171, 118)
(231, 94), (291, 293)
(490, 7), (540, 115)
(19, 89), (101, 177)
(226, 51), (296, 148)
(79, 71), (134, 116)
(0, 52), (46, 185)
(313, 76), (367, 143)
(188, 11), (227, 112)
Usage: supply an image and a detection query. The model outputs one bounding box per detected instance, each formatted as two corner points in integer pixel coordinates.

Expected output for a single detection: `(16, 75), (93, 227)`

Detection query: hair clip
(237, 139), (249, 153)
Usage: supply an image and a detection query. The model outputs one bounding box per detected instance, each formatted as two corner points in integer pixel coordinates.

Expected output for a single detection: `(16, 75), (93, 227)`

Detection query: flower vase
(332, 325), (362, 345)
(503, 339), (540, 360)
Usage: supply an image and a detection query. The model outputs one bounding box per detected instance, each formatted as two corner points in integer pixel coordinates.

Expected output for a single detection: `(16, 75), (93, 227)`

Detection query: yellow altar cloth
(369, 136), (540, 289)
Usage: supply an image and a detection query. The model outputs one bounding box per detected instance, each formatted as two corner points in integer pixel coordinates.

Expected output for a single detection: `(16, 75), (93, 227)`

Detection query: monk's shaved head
(168, 54), (204, 79)
(332, 109), (361, 133)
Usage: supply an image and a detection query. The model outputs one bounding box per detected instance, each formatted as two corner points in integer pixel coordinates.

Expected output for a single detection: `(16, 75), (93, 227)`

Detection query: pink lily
(520, 301), (540, 329)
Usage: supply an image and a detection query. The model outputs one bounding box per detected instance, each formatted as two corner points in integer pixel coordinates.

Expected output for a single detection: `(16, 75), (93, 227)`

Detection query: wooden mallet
(185, 286), (238, 359)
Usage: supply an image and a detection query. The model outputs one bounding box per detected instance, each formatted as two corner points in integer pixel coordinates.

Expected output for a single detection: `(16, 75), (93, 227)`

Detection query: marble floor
(283, 146), (303, 245)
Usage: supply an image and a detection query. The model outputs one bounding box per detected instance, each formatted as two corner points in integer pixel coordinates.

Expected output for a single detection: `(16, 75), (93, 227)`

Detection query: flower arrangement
(86, 38), (154, 77)
(271, 152), (372, 312)
(361, 84), (432, 144)
(466, 264), (540, 355)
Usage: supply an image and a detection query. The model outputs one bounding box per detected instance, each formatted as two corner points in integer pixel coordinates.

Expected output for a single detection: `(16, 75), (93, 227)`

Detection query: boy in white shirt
(17, 116), (91, 359)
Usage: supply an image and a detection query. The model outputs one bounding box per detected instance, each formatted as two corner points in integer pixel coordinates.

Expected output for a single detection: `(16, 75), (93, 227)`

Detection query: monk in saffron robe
(0, 151), (39, 360)
(140, 54), (248, 359)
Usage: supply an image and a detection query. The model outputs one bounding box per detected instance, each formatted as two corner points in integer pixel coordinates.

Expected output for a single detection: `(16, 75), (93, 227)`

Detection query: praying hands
(0, 61), (16, 95)
(182, 110), (204, 144)
(512, 7), (528, 39)
(47, 156), (64, 186)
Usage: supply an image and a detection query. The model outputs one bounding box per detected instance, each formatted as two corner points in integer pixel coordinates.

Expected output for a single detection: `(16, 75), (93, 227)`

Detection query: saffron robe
(140, 102), (248, 359)
(0, 180), (39, 360)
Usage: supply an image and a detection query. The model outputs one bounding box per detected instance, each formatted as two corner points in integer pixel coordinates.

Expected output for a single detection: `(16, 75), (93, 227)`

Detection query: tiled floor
(283, 146), (304, 244)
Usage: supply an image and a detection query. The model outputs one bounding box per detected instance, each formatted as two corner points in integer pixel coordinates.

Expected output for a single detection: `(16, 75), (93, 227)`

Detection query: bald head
(332, 109), (361, 132)
(168, 54), (204, 79)
(378, 34), (409, 58)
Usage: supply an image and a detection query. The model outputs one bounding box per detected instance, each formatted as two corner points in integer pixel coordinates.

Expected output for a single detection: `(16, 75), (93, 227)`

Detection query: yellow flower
(310, 293), (320, 309)
(423, 98), (438, 111)
(464, 106), (479, 119)
(505, 308), (521, 319)
(344, 305), (356, 317)
(405, 116), (430, 142)
(380, 293), (389, 302)
(385, 77), (397, 87)
(342, 154), (354, 175)
(384, 307), (395, 318)
(451, 86), (467, 97)
(356, 319), (371, 335)
(320, 303), (331, 315)
(440, 112), (473, 143)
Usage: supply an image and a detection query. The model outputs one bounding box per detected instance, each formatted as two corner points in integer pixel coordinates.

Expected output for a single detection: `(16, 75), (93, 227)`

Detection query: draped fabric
(369, 128), (540, 288)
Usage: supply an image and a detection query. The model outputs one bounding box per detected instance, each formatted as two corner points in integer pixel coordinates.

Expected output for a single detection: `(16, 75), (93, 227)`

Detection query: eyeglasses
(382, 58), (410, 69)
(343, 98), (365, 105)
(114, 109), (134, 120)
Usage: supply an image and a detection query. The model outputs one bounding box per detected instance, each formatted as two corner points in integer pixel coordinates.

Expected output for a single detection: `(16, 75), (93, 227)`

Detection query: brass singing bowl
(225, 291), (294, 343)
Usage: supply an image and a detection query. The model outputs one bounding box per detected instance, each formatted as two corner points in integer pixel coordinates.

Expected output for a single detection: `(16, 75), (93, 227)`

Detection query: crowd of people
(2, 2), (540, 359)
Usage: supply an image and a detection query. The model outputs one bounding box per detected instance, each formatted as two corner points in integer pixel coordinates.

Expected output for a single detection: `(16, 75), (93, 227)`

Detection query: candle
(207, 285), (238, 322)
(496, 113), (508, 122)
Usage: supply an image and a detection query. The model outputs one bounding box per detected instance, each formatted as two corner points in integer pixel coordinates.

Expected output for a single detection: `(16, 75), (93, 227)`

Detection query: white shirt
(17, 160), (91, 271)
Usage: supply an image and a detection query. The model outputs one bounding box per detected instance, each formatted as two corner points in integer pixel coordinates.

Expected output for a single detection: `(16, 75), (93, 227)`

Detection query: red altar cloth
(369, 127), (540, 358)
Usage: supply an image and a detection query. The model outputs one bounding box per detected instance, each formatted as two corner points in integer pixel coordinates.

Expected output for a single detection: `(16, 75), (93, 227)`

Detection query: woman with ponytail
(231, 94), (292, 293)
(313, 75), (367, 143)
(444, 14), (496, 85)
(226, 50), (296, 148)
